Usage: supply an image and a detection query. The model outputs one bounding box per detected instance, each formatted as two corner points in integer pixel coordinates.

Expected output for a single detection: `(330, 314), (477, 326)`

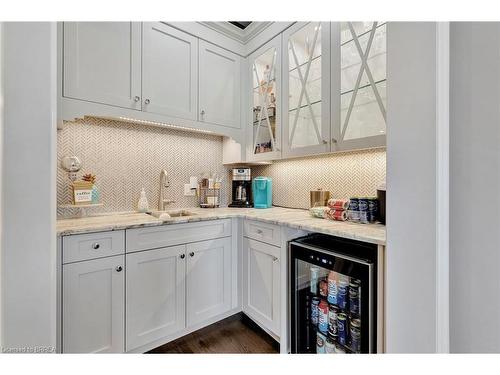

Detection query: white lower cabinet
(125, 245), (186, 352)
(186, 237), (232, 327)
(62, 255), (125, 353)
(242, 237), (281, 336)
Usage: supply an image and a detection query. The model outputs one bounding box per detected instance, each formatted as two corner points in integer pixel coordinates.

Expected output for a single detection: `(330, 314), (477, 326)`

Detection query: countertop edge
(57, 211), (386, 246)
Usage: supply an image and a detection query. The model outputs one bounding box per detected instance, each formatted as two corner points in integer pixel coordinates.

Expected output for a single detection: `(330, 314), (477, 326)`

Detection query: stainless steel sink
(148, 210), (197, 219)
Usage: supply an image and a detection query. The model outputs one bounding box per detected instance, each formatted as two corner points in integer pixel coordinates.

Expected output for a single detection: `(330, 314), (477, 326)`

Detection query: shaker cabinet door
(126, 245), (186, 352)
(186, 237), (232, 327)
(63, 22), (142, 110)
(242, 237), (281, 336)
(142, 22), (199, 120)
(332, 21), (387, 151)
(282, 22), (331, 158)
(199, 40), (241, 128)
(62, 255), (125, 353)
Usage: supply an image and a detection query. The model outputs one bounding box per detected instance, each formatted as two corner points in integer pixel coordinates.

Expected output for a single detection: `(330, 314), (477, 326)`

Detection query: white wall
(450, 22), (500, 353)
(386, 22), (449, 353)
(0, 22), (3, 348)
(1, 23), (57, 352)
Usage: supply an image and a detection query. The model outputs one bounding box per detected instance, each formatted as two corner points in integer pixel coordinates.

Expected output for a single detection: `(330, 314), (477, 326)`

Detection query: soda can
(328, 304), (339, 338)
(319, 279), (328, 298)
(348, 198), (359, 211)
(327, 271), (338, 304)
(335, 344), (346, 354)
(325, 338), (336, 353)
(348, 198), (360, 222)
(350, 318), (361, 353)
(337, 280), (349, 310)
(316, 332), (327, 354)
(318, 300), (329, 333)
(349, 279), (361, 316)
(368, 197), (378, 222)
(311, 297), (320, 325)
(358, 197), (369, 212)
(337, 313), (348, 346)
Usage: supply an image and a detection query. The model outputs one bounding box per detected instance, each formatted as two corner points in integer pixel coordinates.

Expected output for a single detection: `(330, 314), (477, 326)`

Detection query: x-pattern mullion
(252, 50), (277, 154)
(342, 22), (386, 139)
(290, 41), (322, 144)
(289, 23), (321, 145)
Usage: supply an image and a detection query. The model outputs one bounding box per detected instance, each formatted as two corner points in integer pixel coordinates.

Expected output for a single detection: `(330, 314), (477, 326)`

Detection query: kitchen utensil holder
(198, 184), (221, 208)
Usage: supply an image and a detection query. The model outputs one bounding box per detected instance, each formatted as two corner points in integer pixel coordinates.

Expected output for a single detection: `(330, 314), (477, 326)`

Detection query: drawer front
(126, 219), (231, 253)
(243, 220), (282, 247)
(62, 230), (125, 264)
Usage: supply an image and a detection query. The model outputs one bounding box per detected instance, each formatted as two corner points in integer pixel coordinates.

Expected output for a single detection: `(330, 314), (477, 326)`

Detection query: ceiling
(229, 22), (252, 30)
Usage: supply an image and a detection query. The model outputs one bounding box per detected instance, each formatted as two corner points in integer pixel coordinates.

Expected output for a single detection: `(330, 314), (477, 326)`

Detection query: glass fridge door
(290, 242), (374, 354)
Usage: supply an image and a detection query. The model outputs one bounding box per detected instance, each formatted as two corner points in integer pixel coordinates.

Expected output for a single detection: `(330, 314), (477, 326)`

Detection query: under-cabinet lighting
(117, 117), (214, 134)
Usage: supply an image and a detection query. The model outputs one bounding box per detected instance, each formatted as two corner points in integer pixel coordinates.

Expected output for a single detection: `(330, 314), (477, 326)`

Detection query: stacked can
(367, 197), (379, 223)
(358, 197), (369, 223)
(348, 198), (360, 222)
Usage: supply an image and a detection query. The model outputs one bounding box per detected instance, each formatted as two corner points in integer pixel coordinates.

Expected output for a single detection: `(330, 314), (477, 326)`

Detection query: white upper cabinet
(63, 22), (142, 110)
(126, 245), (186, 352)
(186, 238), (232, 327)
(247, 35), (282, 162)
(62, 255), (125, 353)
(282, 22), (331, 158)
(199, 40), (241, 128)
(332, 21), (387, 151)
(142, 22), (199, 121)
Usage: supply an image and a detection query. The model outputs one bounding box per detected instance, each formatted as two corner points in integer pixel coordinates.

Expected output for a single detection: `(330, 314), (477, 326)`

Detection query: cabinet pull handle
(256, 229), (263, 234)
(322, 139), (328, 144)
(92, 243), (100, 250)
(331, 138), (338, 143)
(180, 254), (185, 259)
(144, 99), (151, 105)
(189, 252), (195, 257)
(273, 257), (278, 262)
(200, 110), (205, 116)
(134, 96), (140, 102)
(115, 266), (123, 272)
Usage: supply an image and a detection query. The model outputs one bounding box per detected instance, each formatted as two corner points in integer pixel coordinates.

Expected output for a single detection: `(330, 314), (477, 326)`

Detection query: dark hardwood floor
(147, 313), (280, 354)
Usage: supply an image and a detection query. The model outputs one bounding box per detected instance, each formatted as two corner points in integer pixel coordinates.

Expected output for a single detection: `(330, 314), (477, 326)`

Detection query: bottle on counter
(137, 188), (149, 213)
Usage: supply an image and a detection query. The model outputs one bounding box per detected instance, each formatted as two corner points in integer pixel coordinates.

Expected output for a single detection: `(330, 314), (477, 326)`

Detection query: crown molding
(198, 22), (273, 44)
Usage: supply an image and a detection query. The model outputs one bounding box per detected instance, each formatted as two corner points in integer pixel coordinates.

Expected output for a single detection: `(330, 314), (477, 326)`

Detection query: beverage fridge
(289, 234), (379, 354)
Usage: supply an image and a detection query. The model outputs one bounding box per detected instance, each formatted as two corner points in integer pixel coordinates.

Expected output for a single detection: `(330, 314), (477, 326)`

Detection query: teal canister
(252, 177), (272, 209)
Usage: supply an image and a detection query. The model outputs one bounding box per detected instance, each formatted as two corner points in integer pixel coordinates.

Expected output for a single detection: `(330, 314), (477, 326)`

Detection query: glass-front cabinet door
(282, 22), (331, 158)
(247, 35), (282, 162)
(332, 22), (387, 151)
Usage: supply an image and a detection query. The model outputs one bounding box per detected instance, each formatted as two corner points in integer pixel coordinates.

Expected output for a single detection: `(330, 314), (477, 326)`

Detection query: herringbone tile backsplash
(57, 117), (386, 216)
(252, 149), (386, 209)
(57, 117), (229, 217)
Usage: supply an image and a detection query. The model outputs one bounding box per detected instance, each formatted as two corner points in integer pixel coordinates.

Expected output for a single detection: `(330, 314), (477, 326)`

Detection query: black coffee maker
(229, 168), (252, 207)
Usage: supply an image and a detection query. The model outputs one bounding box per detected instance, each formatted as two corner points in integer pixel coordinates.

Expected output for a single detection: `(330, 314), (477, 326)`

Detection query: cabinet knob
(180, 254), (185, 259)
(256, 229), (263, 234)
(134, 96), (140, 102)
(115, 266), (123, 272)
(92, 243), (100, 250)
(189, 252), (195, 257)
(200, 110), (205, 116)
(331, 138), (338, 143)
(144, 99), (151, 105)
(322, 139), (329, 144)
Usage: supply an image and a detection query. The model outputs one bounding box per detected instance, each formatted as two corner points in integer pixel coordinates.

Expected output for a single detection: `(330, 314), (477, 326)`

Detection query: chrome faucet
(159, 169), (175, 210)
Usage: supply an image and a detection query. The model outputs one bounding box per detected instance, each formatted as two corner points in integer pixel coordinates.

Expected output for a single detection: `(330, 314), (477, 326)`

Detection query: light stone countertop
(56, 207), (386, 245)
